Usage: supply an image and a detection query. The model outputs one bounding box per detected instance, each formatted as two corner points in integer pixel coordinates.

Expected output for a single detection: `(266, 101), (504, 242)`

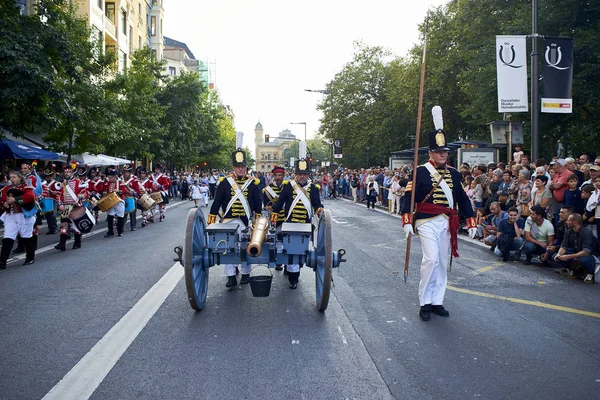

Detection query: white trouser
(287, 264), (300, 273)
(223, 218), (251, 277)
(416, 215), (450, 306)
(107, 200), (125, 217)
(1, 212), (36, 240)
(202, 192), (208, 206)
(391, 194), (401, 213)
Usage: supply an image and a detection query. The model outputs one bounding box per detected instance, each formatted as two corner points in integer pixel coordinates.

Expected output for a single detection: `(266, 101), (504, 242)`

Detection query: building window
(138, 2), (141, 16)
(97, 0), (103, 10)
(105, 2), (115, 23)
(150, 16), (156, 36)
(168, 66), (176, 76)
(160, 18), (163, 35)
(121, 10), (127, 34)
(261, 165), (265, 170)
(273, 154), (278, 160)
(139, 36), (142, 50)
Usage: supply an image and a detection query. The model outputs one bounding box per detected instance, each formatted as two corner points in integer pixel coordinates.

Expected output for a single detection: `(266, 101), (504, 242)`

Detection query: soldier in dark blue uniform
(208, 146), (262, 288)
(401, 128), (477, 321)
(263, 166), (286, 271)
(272, 158), (323, 289)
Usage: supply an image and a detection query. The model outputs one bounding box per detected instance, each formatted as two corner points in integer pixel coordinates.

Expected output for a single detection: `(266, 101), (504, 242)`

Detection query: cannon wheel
(184, 208), (209, 311)
(315, 209), (333, 312)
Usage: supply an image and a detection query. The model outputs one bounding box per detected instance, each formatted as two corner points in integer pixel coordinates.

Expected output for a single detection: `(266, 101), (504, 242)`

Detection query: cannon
(179, 208), (346, 312)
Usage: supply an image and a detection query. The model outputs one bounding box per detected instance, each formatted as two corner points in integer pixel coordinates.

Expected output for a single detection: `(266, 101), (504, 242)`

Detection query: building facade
(254, 122), (297, 172)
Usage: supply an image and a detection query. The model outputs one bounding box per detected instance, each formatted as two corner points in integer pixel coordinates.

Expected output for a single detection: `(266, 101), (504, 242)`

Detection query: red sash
(417, 203), (460, 258)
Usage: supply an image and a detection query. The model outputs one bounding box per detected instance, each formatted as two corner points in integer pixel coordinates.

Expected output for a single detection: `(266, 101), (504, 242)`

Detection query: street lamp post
(290, 122), (307, 142)
(366, 147), (371, 168)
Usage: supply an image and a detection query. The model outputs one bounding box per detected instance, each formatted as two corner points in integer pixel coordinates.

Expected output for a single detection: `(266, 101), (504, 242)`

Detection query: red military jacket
(149, 173), (170, 193)
(121, 176), (144, 197)
(53, 178), (88, 205)
(99, 179), (127, 200)
(1, 184), (35, 214)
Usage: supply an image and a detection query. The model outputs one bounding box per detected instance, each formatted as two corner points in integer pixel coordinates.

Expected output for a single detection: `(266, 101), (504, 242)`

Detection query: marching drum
(137, 193), (155, 211)
(69, 206), (95, 233)
(124, 197), (136, 214)
(40, 198), (55, 215)
(96, 192), (121, 212)
(150, 192), (163, 204)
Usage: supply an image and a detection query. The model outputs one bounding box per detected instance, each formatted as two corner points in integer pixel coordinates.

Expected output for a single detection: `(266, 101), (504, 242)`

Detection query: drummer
(271, 154), (323, 289)
(207, 134), (263, 288)
(41, 166), (59, 235)
(12, 161), (39, 255)
(263, 165), (286, 271)
(121, 163), (144, 231)
(0, 170), (37, 268)
(54, 162), (88, 251)
(99, 169), (126, 237)
(149, 163), (170, 222)
(87, 167), (103, 222)
(137, 167), (153, 227)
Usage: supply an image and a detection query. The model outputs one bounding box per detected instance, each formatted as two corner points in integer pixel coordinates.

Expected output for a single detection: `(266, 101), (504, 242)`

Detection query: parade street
(1, 198), (599, 400)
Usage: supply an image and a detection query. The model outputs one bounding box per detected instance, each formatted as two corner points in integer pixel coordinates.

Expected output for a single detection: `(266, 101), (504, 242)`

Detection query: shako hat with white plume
(295, 141), (310, 174)
(232, 131), (247, 166)
(428, 106), (450, 152)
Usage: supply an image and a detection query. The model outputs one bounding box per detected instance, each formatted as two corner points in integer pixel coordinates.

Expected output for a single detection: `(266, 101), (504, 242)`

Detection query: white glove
(468, 227), (477, 239)
(403, 224), (413, 239)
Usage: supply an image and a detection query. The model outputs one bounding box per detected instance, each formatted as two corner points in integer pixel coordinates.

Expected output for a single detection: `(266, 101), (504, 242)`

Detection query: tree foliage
(318, 0), (600, 167)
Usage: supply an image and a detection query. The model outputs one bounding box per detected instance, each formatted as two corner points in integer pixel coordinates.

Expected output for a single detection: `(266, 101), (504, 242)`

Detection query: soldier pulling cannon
(176, 134), (345, 312)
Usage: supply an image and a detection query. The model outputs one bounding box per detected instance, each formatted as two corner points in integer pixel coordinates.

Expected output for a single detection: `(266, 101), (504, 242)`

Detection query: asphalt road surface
(1, 197), (599, 400)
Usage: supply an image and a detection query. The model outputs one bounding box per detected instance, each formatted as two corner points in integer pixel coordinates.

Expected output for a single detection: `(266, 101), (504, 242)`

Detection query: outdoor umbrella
(71, 153), (114, 166)
(97, 154), (132, 165)
(0, 138), (59, 160)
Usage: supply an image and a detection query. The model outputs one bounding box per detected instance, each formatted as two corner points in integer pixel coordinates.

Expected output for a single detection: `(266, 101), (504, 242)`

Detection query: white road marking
(337, 326), (348, 345)
(42, 263), (184, 400)
(331, 217), (347, 224)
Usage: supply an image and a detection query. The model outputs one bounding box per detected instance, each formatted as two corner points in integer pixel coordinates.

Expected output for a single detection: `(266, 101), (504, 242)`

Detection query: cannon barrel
(247, 216), (270, 257)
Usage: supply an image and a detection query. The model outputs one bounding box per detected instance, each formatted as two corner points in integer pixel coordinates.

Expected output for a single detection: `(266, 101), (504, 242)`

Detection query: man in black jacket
(553, 213), (598, 283)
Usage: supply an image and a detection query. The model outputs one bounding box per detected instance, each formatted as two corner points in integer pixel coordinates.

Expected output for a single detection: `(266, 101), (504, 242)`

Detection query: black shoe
(104, 232), (114, 238)
(523, 258), (532, 265)
(117, 233), (123, 237)
(54, 243), (66, 251)
(226, 276), (237, 288)
(275, 265), (283, 271)
(431, 305), (450, 317)
(283, 265), (288, 275)
(419, 305), (431, 321)
(72, 243), (81, 249)
(12, 248), (25, 254)
(0, 262), (6, 270)
(240, 274), (250, 284)
(23, 259), (35, 266)
(289, 282), (298, 289)
(502, 253), (509, 262)
(131, 228), (136, 231)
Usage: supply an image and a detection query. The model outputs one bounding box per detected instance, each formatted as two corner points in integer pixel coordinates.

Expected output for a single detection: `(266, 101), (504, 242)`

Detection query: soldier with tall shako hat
(271, 142), (324, 289)
(400, 106), (478, 321)
(121, 163), (144, 231)
(207, 132), (262, 288)
(41, 165), (59, 235)
(53, 161), (89, 251)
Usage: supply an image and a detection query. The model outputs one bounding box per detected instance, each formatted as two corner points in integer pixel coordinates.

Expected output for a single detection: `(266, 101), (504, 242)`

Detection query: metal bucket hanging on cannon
(175, 208), (346, 312)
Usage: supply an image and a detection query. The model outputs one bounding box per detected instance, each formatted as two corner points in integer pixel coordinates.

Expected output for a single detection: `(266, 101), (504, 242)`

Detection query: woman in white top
(190, 180), (202, 207)
(365, 176), (379, 210)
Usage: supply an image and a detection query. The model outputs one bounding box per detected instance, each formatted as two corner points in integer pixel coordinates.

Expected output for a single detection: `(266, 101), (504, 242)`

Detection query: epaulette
(314, 183), (321, 190)
(282, 180), (289, 185)
(405, 181), (413, 191)
(219, 176), (225, 183)
(253, 178), (260, 185)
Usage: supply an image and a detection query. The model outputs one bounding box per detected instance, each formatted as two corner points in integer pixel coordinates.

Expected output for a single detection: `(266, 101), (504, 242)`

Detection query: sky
(163, 0), (449, 154)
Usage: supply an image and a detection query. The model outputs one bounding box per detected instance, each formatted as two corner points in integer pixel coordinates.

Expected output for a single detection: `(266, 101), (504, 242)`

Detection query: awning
(71, 153), (115, 166)
(96, 154), (132, 165)
(0, 138), (59, 160)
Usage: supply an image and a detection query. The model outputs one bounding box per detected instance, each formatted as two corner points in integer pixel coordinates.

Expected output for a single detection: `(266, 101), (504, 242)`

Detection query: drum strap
(224, 177), (252, 220)
(63, 181), (81, 206)
(264, 186), (279, 203)
(287, 181), (313, 220)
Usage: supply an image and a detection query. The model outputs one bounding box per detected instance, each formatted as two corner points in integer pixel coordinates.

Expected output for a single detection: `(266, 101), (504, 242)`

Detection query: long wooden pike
(404, 12), (430, 284)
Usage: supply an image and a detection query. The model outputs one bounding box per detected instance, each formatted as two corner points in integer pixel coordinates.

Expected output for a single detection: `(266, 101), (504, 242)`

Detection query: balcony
(104, 16), (117, 40)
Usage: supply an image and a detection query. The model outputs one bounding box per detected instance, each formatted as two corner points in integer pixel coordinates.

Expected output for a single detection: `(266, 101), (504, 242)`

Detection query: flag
(496, 35), (528, 113)
(541, 37), (574, 113)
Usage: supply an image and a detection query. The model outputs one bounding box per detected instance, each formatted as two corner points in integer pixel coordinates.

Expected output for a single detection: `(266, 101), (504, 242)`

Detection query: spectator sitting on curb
(544, 205), (575, 263)
(551, 213), (598, 283)
(480, 202), (507, 250)
(523, 205), (555, 265)
(495, 207), (525, 262)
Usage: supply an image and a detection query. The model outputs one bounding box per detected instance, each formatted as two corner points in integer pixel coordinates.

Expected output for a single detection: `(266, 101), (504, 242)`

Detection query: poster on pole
(333, 139), (342, 159)
(496, 35), (528, 112)
(541, 37), (574, 113)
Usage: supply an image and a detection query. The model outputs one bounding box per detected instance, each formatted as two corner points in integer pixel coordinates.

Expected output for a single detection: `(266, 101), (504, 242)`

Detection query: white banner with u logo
(496, 35), (528, 113)
(541, 37), (574, 114)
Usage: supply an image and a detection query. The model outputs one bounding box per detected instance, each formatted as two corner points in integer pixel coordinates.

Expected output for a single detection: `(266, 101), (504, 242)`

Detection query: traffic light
(265, 134), (269, 143)
(203, 162), (207, 166)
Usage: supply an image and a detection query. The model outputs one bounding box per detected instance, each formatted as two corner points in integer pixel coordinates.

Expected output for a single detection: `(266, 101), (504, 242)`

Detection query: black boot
(54, 234), (68, 252)
(72, 233), (82, 249)
(116, 217), (125, 237)
(12, 236), (25, 254)
(240, 274), (250, 284)
(226, 275), (237, 288)
(105, 215), (115, 237)
(23, 237), (35, 266)
(0, 238), (15, 269)
(288, 271), (299, 289)
(419, 304), (432, 321)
